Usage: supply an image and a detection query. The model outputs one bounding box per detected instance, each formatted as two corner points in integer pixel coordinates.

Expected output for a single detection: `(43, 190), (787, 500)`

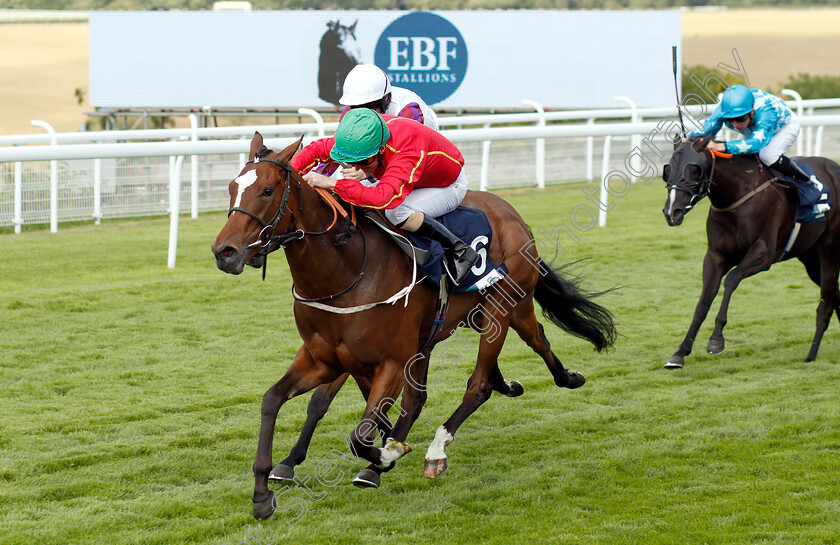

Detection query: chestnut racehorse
(212, 133), (616, 520)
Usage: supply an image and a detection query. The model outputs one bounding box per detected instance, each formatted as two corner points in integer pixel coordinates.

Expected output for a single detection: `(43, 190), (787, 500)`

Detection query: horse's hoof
(567, 372), (586, 389)
(253, 491), (276, 520)
(424, 457), (448, 479)
(352, 468), (381, 488)
(505, 380), (524, 397)
(706, 337), (725, 355)
(269, 463), (295, 483)
(664, 355), (684, 369)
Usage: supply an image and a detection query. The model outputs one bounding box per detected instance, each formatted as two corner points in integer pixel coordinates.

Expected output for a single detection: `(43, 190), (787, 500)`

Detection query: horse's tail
(533, 259), (617, 352)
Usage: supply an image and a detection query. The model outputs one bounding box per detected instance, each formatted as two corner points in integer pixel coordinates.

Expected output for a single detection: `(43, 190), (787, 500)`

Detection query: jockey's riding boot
(771, 155), (824, 191)
(412, 215), (480, 286)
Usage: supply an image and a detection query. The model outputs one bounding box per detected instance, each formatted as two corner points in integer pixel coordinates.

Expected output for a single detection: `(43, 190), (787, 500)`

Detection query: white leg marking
(232, 170), (258, 211)
(425, 425), (453, 461)
(377, 438), (408, 466)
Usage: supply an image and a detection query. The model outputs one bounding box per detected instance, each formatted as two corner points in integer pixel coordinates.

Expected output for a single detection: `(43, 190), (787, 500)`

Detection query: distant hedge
(682, 64), (840, 102)
(769, 73), (840, 100)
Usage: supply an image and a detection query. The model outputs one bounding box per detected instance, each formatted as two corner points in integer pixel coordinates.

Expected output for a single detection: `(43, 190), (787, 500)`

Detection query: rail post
(13, 162), (22, 234)
(479, 123), (491, 192)
(614, 97), (638, 182)
(298, 108), (326, 138)
(586, 118), (595, 181)
(31, 120), (58, 232)
(168, 155), (185, 268)
(523, 100), (546, 188)
(189, 114), (200, 219)
(599, 135), (613, 227)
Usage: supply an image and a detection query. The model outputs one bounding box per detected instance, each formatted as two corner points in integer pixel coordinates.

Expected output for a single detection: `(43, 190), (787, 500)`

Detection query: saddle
(773, 162), (832, 224)
(365, 207), (508, 293)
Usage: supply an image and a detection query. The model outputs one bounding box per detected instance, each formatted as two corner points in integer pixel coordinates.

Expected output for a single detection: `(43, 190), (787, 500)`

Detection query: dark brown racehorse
(212, 133), (616, 520)
(662, 133), (840, 368)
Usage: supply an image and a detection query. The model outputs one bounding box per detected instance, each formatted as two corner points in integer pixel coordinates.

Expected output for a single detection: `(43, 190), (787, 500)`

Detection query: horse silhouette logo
(318, 20), (362, 104)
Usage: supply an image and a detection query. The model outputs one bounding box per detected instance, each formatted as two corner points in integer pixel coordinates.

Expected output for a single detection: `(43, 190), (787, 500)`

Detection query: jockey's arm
(290, 138), (336, 174)
(688, 107), (725, 139)
(723, 108), (779, 155)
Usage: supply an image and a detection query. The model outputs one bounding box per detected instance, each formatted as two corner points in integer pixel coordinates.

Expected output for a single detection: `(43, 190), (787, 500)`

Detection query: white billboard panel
(89, 10), (681, 109)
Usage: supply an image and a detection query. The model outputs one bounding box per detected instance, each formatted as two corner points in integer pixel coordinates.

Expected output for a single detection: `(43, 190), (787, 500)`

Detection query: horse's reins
(228, 150), (420, 311)
(227, 149), (365, 293)
(707, 150), (783, 213)
(699, 149), (799, 261)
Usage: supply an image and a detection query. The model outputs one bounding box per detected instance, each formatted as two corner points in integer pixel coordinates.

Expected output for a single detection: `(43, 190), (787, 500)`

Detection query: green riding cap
(330, 108), (391, 163)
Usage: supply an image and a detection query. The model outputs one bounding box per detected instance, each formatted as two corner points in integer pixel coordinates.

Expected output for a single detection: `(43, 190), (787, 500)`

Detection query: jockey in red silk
(292, 109), (479, 286)
(690, 84), (830, 217)
(314, 64), (438, 179)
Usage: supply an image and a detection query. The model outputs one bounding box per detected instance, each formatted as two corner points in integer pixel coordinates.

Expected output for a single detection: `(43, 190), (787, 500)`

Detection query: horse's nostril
(220, 246), (239, 260)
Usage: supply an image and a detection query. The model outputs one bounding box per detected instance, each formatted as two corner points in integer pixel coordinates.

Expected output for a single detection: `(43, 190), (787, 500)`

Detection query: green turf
(2, 180), (839, 545)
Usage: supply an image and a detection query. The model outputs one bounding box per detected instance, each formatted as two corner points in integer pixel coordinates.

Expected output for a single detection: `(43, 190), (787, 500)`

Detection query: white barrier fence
(4, 101), (840, 267)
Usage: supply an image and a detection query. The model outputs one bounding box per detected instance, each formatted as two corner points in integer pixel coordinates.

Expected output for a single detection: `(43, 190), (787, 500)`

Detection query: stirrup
(443, 249), (479, 286)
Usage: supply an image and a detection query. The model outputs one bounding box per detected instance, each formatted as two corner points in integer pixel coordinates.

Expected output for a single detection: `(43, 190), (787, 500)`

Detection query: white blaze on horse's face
(667, 187), (678, 216)
(232, 169), (259, 211)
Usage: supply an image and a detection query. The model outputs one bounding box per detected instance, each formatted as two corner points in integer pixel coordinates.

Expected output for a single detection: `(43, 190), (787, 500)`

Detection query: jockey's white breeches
(733, 113), (801, 165)
(385, 168), (469, 225)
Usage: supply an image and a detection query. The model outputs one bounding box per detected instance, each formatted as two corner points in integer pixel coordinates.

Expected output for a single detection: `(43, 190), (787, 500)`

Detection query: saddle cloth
(367, 207), (508, 293)
(780, 163), (832, 224)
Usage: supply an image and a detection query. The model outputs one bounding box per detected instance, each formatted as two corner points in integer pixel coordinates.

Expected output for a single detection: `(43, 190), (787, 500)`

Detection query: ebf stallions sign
(90, 10), (682, 109)
(374, 12), (467, 105)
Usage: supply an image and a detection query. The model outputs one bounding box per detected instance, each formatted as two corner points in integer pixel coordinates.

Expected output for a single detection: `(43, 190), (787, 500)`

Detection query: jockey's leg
(385, 170), (479, 285)
(408, 213), (479, 286)
(770, 154), (823, 189)
(760, 119), (830, 216)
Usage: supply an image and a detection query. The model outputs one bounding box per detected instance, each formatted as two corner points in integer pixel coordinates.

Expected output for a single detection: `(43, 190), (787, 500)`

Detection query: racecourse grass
(2, 181), (840, 545)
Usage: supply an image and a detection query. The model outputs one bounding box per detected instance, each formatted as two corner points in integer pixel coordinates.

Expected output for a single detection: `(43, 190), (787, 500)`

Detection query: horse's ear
(279, 136), (304, 162)
(672, 134), (682, 150)
(348, 20), (357, 32)
(692, 133), (714, 153)
(249, 132), (264, 160)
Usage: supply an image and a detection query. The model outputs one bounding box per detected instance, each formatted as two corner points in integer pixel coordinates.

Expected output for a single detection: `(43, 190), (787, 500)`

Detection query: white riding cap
(339, 64), (392, 106)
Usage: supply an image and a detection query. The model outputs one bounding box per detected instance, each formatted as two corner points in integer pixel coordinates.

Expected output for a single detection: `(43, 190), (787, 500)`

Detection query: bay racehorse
(212, 133), (616, 520)
(662, 133), (840, 368)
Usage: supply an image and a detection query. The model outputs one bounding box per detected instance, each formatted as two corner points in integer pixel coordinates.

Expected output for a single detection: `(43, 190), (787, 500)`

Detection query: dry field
(682, 7), (840, 92)
(1, 8), (840, 136)
(0, 22), (88, 135)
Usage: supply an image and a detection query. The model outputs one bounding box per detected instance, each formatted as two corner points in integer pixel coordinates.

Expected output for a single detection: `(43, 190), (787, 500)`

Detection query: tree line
(5, 0), (840, 12)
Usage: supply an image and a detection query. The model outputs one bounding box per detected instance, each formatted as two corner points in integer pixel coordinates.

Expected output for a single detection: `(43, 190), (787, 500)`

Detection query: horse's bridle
(227, 148), (368, 299)
(669, 150), (781, 213)
(667, 149), (720, 211)
(227, 150), (304, 256)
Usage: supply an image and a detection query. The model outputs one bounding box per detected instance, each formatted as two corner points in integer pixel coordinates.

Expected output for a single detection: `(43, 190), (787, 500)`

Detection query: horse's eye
(262, 187), (274, 197)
